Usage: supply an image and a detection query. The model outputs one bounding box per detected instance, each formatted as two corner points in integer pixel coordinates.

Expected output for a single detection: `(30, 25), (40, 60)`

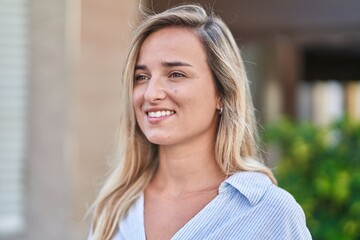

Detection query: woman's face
(133, 27), (221, 147)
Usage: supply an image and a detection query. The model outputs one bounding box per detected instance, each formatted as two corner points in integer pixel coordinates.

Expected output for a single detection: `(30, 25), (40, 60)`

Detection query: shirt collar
(219, 171), (272, 206)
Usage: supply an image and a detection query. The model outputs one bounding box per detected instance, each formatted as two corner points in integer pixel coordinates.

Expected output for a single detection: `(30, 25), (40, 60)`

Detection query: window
(0, 0), (28, 236)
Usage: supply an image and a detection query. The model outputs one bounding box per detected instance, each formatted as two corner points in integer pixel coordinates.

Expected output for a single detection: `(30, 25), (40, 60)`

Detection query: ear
(216, 97), (223, 110)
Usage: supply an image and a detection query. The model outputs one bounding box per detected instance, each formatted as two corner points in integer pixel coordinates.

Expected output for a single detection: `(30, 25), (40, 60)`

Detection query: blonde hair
(90, 4), (276, 239)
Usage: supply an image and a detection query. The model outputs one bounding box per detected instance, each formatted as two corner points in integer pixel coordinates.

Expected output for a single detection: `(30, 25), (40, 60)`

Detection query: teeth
(148, 110), (175, 118)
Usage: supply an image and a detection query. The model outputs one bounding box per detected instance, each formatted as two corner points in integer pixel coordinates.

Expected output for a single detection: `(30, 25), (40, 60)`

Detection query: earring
(219, 107), (223, 115)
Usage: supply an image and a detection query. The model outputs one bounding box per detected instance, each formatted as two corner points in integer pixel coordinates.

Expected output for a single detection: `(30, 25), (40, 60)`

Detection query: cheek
(132, 91), (145, 125)
(132, 87), (144, 108)
(169, 85), (178, 94)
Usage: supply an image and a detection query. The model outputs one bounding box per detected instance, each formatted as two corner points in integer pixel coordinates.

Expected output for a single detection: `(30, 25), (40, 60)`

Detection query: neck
(150, 137), (225, 197)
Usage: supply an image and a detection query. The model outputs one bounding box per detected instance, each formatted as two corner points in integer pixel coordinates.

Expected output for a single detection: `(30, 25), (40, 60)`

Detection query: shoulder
(261, 184), (312, 238)
(225, 172), (305, 224)
(222, 171), (312, 239)
(266, 182), (303, 210)
(262, 182), (307, 223)
(223, 171), (302, 211)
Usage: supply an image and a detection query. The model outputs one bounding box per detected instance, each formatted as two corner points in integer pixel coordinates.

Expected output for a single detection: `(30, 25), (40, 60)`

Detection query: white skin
(133, 27), (225, 239)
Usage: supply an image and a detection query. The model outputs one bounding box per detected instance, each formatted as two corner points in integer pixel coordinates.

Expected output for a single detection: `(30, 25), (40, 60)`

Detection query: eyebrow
(135, 65), (147, 71)
(134, 61), (193, 71)
(161, 61), (193, 68)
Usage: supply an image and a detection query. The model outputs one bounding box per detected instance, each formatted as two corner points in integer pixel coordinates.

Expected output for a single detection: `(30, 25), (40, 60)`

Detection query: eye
(169, 71), (185, 78)
(134, 74), (150, 82)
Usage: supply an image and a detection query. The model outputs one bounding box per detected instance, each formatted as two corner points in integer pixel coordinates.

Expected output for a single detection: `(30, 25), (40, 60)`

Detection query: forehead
(137, 27), (207, 64)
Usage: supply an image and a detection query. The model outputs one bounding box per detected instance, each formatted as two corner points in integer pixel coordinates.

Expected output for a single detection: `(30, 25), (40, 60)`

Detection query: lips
(147, 110), (175, 118)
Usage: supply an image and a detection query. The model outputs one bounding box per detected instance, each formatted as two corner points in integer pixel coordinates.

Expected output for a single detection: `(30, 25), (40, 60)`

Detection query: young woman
(89, 4), (312, 240)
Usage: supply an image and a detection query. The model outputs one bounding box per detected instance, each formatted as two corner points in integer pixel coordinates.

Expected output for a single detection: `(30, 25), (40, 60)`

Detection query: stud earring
(219, 107), (223, 115)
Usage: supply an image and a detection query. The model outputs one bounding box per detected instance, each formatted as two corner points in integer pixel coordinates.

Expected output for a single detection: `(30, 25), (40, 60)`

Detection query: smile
(147, 110), (175, 118)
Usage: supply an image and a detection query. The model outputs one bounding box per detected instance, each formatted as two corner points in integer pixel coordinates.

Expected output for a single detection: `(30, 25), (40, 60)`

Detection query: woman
(89, 4), (312, 240)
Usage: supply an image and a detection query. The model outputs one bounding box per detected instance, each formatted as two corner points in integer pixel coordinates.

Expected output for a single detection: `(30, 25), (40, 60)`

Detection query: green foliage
(264, 117), (360, 240)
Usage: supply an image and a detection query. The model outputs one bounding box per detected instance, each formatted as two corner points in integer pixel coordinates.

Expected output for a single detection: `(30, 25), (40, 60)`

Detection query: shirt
(108, 172), (312, 239)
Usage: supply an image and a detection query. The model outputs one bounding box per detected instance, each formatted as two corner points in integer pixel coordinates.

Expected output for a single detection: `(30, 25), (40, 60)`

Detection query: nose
(144, 77), (166, 103)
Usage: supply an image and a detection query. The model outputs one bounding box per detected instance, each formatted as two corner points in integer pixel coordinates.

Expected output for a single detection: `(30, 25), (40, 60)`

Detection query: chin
(145, 134), (174, 146)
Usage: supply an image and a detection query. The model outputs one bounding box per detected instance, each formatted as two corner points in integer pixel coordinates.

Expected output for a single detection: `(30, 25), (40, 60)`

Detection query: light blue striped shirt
(101, 172), (312, 239)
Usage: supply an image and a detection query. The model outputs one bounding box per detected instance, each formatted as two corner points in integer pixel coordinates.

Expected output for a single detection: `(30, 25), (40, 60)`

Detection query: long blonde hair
(90, 4), (276, 239)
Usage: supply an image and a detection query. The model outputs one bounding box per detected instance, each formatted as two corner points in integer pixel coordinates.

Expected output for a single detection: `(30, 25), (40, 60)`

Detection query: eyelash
(169, 72), (185, 78)
(134, 71), (186, 82)
(134, 74), (149, 82)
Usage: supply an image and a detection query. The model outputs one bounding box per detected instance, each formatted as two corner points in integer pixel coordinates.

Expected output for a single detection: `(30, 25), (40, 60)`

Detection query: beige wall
(6, 0), (141, 239)
(72, 0), (140, 238)
(24, 1), (70, 239)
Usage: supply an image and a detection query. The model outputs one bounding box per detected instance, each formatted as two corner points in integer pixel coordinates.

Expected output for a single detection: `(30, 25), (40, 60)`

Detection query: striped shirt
(107, 172), (312, 239)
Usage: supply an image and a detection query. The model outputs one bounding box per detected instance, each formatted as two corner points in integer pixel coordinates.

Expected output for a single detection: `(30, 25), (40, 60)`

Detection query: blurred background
(0, 0), (359, 239)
